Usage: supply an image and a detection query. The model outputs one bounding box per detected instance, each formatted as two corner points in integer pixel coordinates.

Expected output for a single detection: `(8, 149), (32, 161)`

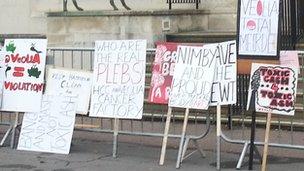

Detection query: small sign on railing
(237, 0), (281, 59)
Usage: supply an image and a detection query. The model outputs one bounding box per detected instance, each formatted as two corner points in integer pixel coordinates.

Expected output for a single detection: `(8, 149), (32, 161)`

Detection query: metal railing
(46, 47), (211, 136)
(166, 0), (201, 9)
(1, 47), (304, 169)
(281, 0), (304, 50)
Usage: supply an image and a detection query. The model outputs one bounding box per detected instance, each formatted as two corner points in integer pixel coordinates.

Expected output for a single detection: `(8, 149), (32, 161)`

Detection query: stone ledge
(47, 9), (210, 17)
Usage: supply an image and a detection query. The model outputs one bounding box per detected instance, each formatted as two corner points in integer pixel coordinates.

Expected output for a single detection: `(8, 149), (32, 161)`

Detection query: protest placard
(90, 40), (146, 119)
(247, 63), (298, 115)
(148, 42), (177, 104)
(46, 68), (92, 114)
(169, 44), (217, 109)
(210, 40), (237, 106)
(238, 0), (280, 57)
(1, 39), (47, 112)
(17, 94), (77, 154)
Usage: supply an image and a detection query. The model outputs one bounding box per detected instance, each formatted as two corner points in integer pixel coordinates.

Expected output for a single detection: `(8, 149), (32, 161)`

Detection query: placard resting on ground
(1, 39), (47, 112)
(247, 63), (298, 115)
(90, 40), (147, 119)
(17, 94), (77, 154)
(46, 68), (93, 114)
(238, 0), (280, 57)
(148, 42), (177, 104)
(210, 40), (237, 106)
(169, 44), (217, 109)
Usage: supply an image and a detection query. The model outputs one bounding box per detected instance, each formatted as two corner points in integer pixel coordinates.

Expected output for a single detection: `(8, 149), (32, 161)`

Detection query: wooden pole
(10, 112), (19, 149)
(113, 118), (119, 158)
(261, 112), (272, 171)
(216, 104), (221, 170)
(176, 108), (190, 168)
(159, 107), (172, 165)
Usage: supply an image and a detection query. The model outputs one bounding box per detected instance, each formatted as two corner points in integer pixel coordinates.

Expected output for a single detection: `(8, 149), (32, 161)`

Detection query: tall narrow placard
(17, 95), (77, 154)
(169, 44), (217, 109)
(148, 42), (177, 104)
(1, 39), (47, 112)
(237, 0), (280, 58)
(247, 63), (298, 115)
(46, 68), (93, 114)
(90, 40), (146, 119)
(210, 40), (237, 106)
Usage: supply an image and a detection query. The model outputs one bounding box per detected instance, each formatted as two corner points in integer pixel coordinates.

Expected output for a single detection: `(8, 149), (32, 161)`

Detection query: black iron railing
(166, 0), (201, 9)
(281, 0), (304, 50)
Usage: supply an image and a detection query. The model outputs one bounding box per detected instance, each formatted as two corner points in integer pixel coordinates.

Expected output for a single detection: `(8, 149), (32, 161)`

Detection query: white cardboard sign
(169, 44), (217, 109)
(238, 0), (280, 56)
(247, 63), (298, 116)
(210, 40), (237, 106)
(90, 40), (147, 119)
(18, 94), (77, 154)
(46, 68), (93, 114)
(1, 39), (47, 112)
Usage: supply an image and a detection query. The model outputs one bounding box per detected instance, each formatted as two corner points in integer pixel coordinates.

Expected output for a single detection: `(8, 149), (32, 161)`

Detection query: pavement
(1, 126), (304, 171)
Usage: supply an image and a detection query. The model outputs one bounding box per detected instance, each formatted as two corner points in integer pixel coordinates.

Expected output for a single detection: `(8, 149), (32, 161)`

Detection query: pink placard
(280, 51), (300, 72)
(148, 42), (177, 104)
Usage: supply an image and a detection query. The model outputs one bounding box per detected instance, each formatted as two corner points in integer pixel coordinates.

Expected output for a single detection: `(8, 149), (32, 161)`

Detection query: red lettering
(5, 53), (41, 64)
(4, 81), (10, 89)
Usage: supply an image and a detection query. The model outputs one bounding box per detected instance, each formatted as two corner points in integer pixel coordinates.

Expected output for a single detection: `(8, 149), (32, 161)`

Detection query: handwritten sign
(148, 42), (177, 104)
(17, 95), (77, 154)
(90, 40), (146, 119)
(46, 68), (92, 114)
(247, 63), (298, 115)
(1, 39), (47, 112)
(210, 41), (237, 106)
(238, 0), (280, 57)
(169, 44), (217, 109)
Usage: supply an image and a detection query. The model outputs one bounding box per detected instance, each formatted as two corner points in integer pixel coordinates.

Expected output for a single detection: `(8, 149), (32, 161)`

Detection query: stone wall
(0, 0), (237, 47)
(47, 10), (213, 47)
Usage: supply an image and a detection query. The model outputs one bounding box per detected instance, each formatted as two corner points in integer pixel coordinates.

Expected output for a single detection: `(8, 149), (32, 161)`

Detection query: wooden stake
(216, 104), (221, 170)
(159, 107), (172, 165)
(261, 111), (272, 171)
(10, 112), (19, 149)
(176, 108), (190, 168)
(113, 118), (119, 158)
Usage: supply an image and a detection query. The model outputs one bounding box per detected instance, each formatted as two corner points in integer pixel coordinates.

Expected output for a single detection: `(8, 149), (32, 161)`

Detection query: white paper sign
(238, 0), (280, 56)
(90, 40), (147, 119)
(247, 63), (298, 116)
(18, 95), (77, 154)
(169, 44), (217, 109)
(46, 68), (93, 114)
(1, 39), (47, 112)
(210, 40), (237, 106)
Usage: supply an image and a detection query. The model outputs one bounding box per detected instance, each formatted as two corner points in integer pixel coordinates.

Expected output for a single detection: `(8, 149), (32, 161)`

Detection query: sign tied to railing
(247, 63), (299, 116)
(238, 0), (280, 58)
